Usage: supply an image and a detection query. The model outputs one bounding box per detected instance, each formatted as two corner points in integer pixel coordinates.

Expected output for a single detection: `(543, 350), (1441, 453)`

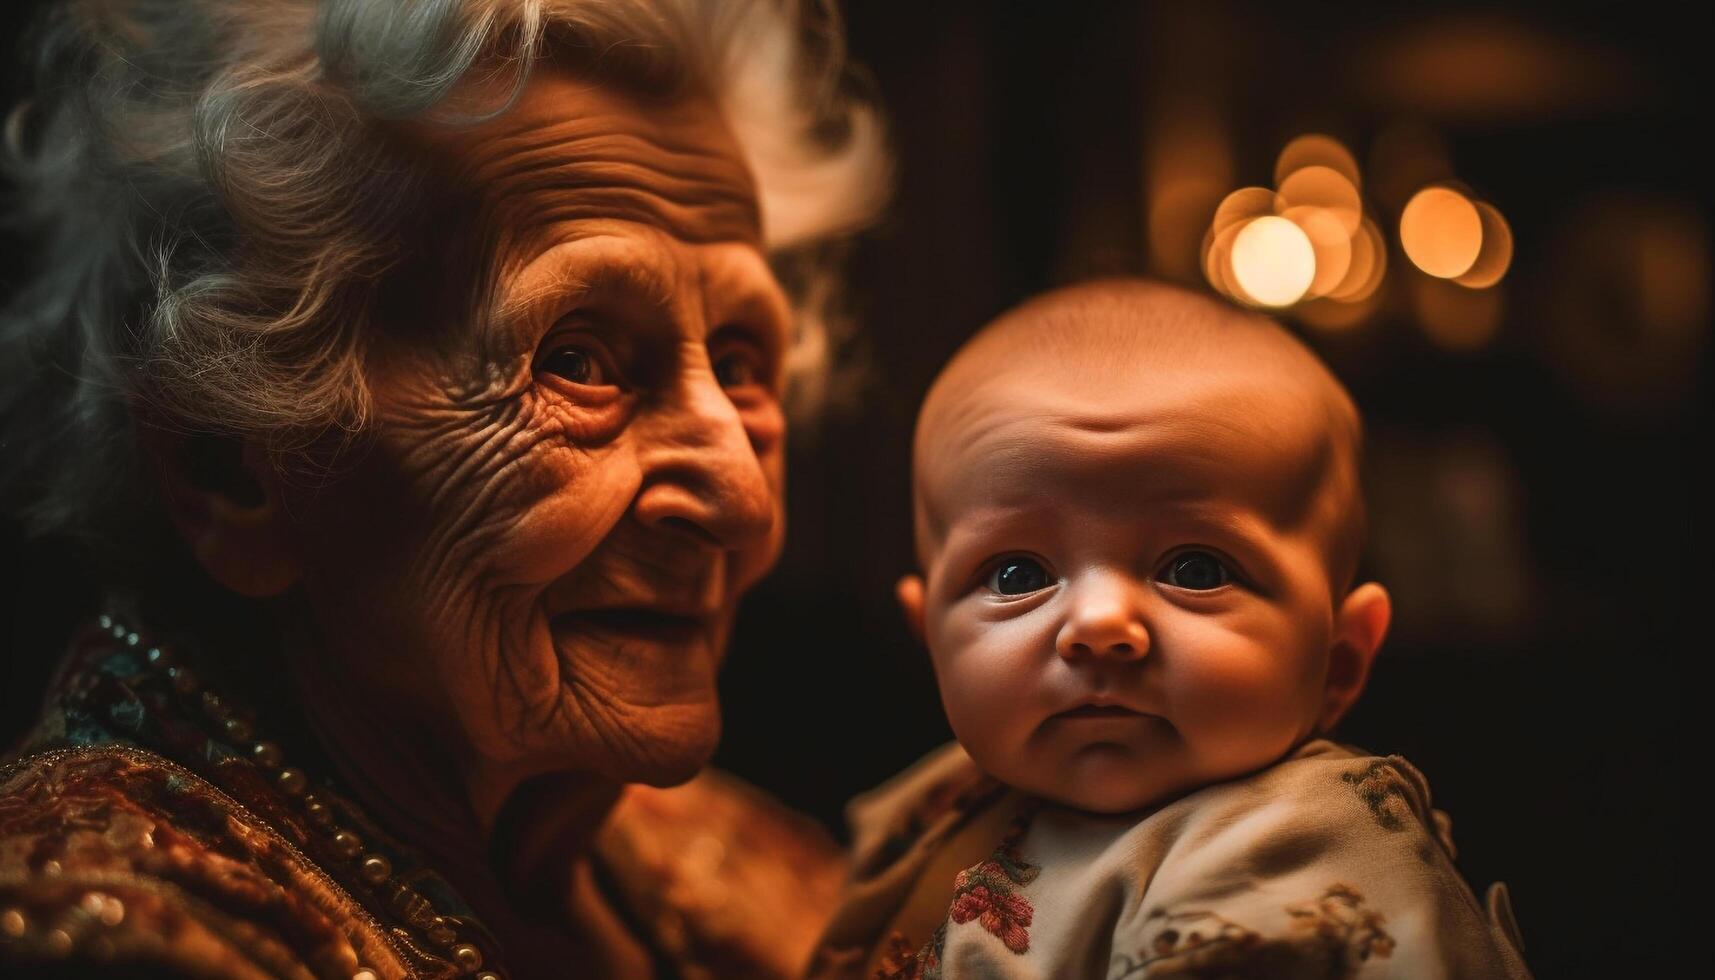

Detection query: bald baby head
(912, 279), (1366, 592)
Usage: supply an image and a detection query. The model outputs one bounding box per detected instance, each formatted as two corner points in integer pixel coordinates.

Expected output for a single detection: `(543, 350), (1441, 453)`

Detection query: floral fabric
(811, 740), (1533, 980)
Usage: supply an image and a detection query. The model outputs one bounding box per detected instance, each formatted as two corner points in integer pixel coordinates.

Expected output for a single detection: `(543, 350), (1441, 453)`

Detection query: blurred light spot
(1231, 216), (1316, 307)
(1276, 166), (1363, 236)
(1401, 187), (1483, 278)
(1455, 200), (1514, 288)
(1327, 217), (1388, 303)
(1212, 187), (1275, 236)
(1283, 206), (1353, 298)
(1202, 220), (1250, 303)
(1412, 273), (1503, 350)
(1275, 134), (1362, 189)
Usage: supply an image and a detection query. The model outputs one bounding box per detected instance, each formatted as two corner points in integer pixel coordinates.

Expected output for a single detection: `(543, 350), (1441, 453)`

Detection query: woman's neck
(271, 604), (644, 968)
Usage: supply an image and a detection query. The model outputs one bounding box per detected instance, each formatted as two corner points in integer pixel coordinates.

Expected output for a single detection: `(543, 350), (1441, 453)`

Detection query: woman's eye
(988, 557), (1051, 596)
(713, 349), (761, 389)
(538, 345), (607, 386)
(1159, 551), (1231, 591)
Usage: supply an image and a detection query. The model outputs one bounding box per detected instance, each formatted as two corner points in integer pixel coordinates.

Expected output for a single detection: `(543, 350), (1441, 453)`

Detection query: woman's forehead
(424, 68), (762, 251)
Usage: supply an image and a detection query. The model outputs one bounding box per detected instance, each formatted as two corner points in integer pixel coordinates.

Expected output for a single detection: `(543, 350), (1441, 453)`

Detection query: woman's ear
(146, 429), (303, 598)
(1319, 582), (1391, 732)
(896, 574), (927, 646)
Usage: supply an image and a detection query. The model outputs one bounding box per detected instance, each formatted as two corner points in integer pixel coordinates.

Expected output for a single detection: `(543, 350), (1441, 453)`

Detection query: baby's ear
(1318, 582), (1391, 732)
(895, 574), (927, 646)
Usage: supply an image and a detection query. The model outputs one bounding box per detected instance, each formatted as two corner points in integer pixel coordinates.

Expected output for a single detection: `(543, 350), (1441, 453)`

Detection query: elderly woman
(0, 0), (886, 976)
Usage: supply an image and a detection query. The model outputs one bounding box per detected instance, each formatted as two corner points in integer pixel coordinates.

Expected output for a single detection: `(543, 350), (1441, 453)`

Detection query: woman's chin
(604, 701), (723, 787)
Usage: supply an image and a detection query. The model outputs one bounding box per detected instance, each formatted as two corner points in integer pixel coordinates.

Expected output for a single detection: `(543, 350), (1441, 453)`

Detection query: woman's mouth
(553, 608), (710, 645)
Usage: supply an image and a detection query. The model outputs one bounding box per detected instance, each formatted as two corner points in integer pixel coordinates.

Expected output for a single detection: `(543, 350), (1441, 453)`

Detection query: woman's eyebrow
(493, 242), (676, 330)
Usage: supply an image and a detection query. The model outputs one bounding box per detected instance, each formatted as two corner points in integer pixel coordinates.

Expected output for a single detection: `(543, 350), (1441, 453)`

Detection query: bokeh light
(1455, 200), (1514, 288)
(1211, 186), (1275, 236)
(1276, 166), (1363, 236)
(1230, 216), (1316, 307)
(1274, 134), (1362, 189)
(1400, 186), (1483, 278)
(1283, 206), (1353, 298)
(1327, 217), (1388, 303)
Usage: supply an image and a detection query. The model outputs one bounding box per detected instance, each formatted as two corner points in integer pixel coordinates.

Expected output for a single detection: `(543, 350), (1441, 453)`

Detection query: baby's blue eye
(1160, 551), (1231, 590)
(988, 557), (1051, 596)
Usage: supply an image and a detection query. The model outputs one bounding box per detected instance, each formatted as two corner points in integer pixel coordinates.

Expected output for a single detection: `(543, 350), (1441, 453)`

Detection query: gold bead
(200, 691), (226, 718)
(276, 768), (308, 796)
(426, 915), (457, 946)
(252, 742), (283, 769)
(352, 970), (379, 980)
(303, 798), (335, 827)
(357, 854), (391, 886)
(476, 973), (500, 980)
(331, 830), (363, 859)
(451, 943), (482, 971)
(1, 907), (25, 938)
(223, 717), (253, 743)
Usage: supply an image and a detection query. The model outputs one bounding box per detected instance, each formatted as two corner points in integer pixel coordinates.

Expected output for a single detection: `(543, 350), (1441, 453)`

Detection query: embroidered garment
(810, 740), (1532, 980)
(0, 621), (843, 978)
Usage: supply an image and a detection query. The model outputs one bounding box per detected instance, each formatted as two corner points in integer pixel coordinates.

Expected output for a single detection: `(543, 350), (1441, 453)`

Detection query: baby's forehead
(912, 283), (1361, 560)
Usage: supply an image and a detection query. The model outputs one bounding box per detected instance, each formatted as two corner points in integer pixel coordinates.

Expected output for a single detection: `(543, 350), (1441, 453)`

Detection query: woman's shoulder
(0, 742), (415, 978)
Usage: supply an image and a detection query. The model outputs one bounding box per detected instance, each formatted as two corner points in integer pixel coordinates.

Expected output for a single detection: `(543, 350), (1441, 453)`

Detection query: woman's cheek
(486, 442), (641, 585)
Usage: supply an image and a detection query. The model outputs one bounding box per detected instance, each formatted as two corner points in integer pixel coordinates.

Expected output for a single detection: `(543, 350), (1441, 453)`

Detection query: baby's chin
(1005, 742), (1201, 815)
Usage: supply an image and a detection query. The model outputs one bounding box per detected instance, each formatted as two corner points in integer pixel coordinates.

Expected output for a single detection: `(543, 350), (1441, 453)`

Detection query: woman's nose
(633, 366), (776, 551)
(1055, 575), (1150, 661)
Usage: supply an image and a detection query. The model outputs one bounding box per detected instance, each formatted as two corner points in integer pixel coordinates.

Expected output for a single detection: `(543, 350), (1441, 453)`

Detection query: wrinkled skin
(278, 69), (790, 832)
(898, 286), (1390, 814)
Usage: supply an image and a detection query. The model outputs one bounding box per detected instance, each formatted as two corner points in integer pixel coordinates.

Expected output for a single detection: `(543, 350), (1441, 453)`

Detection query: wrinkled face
(918, 366), (1345, 813)
(285, 71), (789, 794)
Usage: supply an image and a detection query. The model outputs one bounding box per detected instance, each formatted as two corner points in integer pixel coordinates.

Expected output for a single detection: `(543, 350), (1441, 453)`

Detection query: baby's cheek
(932, 607), (1050, 751)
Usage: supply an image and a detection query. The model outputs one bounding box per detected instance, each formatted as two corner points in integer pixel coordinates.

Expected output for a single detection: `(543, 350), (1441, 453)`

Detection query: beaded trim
(89, 614), (504, 980)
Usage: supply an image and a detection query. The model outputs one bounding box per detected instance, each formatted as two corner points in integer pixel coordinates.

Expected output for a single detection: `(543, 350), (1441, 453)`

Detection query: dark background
(4, 2), (1708, 976)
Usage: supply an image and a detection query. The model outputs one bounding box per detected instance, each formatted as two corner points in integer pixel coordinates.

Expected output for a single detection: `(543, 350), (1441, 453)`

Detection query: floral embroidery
(1341, 761), (1412, 832)
(1286, 883), (1395, 964)
(874, 807), (1040, 979)
(945, 807), (1040, 953)
(1111, 883), (1394, 979)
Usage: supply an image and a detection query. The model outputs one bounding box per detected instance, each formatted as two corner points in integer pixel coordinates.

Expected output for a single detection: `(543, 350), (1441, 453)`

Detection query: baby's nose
(1055, 578), (1150, 661)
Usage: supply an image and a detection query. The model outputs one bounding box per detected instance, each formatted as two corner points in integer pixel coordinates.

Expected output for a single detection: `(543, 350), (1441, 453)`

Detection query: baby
(810, 281), (1531, 979)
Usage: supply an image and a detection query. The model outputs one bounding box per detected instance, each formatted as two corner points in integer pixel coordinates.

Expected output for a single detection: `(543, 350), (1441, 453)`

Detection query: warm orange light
(1230, 216), (1316, 307)
(1454, 200), (1513, 288)
(1400, 186), (1483, 278)
(1282, 206), (1353, 299)
(1275, 134), (1362, 190)
(1327, 217), (1388, 303)
(1211, 186), (1275, 236)
(1202, 221), (1250, 303)
(1276, 166), (1363, 236)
